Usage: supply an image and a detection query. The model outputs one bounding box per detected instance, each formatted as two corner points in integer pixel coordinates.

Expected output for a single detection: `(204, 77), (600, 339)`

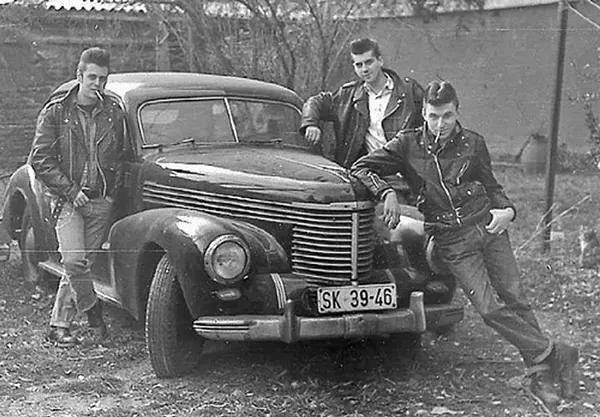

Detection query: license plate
(317, 284), (397, 314)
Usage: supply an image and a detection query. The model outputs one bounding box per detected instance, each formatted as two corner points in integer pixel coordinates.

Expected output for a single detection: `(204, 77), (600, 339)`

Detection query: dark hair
(350, 38), (382, 58)
(424, 81), (459, 108)
(77, 47), (111, 74)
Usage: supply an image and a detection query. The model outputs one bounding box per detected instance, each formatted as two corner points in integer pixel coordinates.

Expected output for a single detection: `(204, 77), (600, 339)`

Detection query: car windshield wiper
(142, 137), (197, 151)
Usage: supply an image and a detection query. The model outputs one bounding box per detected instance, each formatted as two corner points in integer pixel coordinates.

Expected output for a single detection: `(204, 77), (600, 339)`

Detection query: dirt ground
(1, 169), (600, 417)
(0, 246), (598, 417)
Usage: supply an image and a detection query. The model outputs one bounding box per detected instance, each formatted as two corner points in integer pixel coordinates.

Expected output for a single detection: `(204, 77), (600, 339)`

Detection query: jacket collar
(352, 68), (406, 115)
(421, 122), (463, 153)
(59, 83), (109, 115)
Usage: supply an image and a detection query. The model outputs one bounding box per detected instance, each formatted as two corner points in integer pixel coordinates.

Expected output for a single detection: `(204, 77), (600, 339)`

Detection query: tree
(127, 0), (485, 97)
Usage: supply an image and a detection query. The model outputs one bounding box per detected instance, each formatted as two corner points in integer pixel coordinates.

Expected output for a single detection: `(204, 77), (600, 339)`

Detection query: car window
(140, 99), (235, 146)
(228, 100), (304, 147)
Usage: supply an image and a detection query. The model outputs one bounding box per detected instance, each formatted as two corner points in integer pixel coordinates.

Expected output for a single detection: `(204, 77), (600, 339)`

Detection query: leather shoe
(46, 327), (79, 347)
(528, 364), (560, 411)
(551, 342), (579, 399)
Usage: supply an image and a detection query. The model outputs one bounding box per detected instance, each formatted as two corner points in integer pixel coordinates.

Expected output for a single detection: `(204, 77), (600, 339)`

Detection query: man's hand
(72, 190), (90, 208)
(304, 126), (322, 145)
(486, 207), (515, 235)
(381, 190), (402, 229)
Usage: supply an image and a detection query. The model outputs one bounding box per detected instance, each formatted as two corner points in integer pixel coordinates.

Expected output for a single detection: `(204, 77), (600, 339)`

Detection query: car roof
(53, 72), (304, 109)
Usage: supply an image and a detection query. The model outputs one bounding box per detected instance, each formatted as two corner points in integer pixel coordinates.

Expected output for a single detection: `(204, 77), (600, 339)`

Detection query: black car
(0, 72), (462, 378)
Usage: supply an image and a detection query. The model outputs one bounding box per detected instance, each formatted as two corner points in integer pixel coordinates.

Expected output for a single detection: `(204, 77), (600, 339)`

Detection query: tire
(18, 209), (46, 284)
(145, 254), (205, 378)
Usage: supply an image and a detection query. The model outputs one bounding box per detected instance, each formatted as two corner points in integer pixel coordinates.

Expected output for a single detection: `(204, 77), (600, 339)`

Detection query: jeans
(434, 222), (553, 367)
(50, 197), (112, 329)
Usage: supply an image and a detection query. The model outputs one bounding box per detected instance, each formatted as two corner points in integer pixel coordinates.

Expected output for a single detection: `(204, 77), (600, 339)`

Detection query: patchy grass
(0, 168), (599, 416)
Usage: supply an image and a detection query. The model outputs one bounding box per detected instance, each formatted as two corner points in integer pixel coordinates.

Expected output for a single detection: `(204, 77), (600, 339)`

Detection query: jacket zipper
(95, 117), (111, 197)
(432, 151), (462, 226)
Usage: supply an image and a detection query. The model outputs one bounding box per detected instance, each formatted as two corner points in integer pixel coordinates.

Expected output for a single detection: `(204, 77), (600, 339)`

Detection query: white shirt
(364, 74), (394, 154)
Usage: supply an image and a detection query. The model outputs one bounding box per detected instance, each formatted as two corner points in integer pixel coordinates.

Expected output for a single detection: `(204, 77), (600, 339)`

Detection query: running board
(38, 259), (63, 277)
(38, 258), (121, 305)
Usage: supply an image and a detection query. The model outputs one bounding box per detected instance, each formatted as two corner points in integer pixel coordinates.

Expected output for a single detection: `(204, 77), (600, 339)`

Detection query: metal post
(542, 0), (569, 253)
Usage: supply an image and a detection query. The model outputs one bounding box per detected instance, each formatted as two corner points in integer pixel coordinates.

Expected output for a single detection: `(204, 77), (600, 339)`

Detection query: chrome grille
(143, 181), (375, 283)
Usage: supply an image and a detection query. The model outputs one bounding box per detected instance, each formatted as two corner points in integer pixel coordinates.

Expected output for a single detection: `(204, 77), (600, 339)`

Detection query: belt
(425, 209), (492, 230)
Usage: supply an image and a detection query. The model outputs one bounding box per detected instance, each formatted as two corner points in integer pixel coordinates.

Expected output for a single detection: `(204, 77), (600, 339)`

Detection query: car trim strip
(270, 273), (286, 310)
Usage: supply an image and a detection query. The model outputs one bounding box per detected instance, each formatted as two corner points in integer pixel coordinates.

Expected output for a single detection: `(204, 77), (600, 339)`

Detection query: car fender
(108, 207), (288, 320)
(1, 165), (56, 254)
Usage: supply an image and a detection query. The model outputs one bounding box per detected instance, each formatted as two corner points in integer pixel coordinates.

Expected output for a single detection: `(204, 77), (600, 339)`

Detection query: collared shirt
(364, 74), (394, 154)
(75, 99), (100, 191)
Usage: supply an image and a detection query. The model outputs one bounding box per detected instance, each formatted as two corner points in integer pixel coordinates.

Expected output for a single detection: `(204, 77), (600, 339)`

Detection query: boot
(527, 364), (560, 411)
(551, 342), (579, 400)
(46, 326), (79, 347)
(86, 302), (108, 342)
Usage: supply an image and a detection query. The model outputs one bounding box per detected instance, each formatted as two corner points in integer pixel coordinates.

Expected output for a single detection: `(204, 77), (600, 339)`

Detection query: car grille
(143, 181), (375, 284)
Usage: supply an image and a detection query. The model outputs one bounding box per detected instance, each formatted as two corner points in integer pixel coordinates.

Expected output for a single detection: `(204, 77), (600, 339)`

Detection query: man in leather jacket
(29, 47), (126, 346)
(300, 38), (423, 190)
(350, 81), (579, 411)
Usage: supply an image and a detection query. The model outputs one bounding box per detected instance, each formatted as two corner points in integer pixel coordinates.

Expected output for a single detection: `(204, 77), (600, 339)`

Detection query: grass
(0, 167), (599, 416)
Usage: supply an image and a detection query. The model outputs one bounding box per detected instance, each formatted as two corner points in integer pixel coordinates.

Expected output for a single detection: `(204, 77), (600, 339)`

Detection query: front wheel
(145, 254), (205, 378)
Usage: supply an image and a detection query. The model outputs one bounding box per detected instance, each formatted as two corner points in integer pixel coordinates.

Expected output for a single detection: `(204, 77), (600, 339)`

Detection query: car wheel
(145, 254), (205, 378)
(18, 209), (44, 284)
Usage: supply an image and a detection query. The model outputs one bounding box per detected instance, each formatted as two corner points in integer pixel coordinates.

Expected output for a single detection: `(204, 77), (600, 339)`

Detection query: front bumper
(193, 291), (464, 343)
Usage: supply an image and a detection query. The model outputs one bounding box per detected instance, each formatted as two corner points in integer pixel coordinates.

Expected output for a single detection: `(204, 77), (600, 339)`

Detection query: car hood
(146, 145), (369, 204)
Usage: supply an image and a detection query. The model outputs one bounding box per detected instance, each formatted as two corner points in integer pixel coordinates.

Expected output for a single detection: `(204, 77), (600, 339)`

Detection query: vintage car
(0, 73), (463, 378)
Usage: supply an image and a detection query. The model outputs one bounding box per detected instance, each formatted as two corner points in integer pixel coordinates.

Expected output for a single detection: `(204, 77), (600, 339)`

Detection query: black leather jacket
(28, 84), (126, 202)
(351, 124), (516, 228)
(300, 68), (424, 168)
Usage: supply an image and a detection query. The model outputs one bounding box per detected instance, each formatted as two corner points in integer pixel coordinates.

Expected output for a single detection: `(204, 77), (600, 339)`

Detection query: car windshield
(140, 98), (304, 147)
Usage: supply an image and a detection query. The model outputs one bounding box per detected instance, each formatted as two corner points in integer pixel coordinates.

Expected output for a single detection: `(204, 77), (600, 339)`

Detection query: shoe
(85, 302), (108, 343)
(46, 327), (79, 347)
(551, 342), (579, 399)
(528, 364), (560, 411)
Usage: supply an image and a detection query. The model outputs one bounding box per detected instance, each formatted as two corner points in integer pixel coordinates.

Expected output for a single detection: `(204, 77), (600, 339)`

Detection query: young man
(350, 81), (579, 410)
(29, 47), (126, 346)
(300, 38), (424, 173)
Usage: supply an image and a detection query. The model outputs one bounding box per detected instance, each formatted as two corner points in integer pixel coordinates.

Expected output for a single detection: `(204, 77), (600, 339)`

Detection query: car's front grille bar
(143, 181), (375, 283)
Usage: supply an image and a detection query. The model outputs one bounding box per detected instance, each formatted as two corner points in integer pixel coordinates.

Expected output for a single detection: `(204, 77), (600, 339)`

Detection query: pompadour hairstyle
(350, 38), (382, 58)
(424, 81), (459, 108)
(77, 47), (111, 74)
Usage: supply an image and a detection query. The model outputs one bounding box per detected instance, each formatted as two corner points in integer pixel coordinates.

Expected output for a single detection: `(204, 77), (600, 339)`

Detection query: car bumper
(193, 291), (464, 343)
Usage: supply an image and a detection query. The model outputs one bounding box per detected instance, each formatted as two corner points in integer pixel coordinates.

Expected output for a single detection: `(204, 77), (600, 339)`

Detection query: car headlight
(204, 235), (250, 284)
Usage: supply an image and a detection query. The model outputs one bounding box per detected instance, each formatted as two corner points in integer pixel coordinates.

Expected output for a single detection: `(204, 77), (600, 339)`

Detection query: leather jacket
(350, 124), (516, 228)
(300, 68), (424, 168)
(28, 84), (126, 202)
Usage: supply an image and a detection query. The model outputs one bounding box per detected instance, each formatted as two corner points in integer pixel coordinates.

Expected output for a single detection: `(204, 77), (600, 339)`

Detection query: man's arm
(350, 138), (408, 228)
(411, 80), (425, 128)
(110, 102), (128, 197)
(28, 104), (80, 202)
(299, 89), (342, 145)
(474, 136), (517, 233)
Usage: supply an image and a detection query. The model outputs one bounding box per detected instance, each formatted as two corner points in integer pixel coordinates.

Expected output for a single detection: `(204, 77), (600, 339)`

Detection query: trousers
(50, 197), (112, 329)
(434, 222), (553, 367)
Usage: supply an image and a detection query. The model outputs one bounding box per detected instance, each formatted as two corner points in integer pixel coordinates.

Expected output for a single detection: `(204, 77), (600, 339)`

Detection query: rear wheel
(145, 254), (205, 378)
(18, 209), (49, 284)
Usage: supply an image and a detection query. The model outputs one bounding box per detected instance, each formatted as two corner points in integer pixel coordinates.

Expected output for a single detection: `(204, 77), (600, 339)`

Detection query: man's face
(77, 63), (109, 104)
(351, 50), (384, 86)
(423, 101), (459, 141)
